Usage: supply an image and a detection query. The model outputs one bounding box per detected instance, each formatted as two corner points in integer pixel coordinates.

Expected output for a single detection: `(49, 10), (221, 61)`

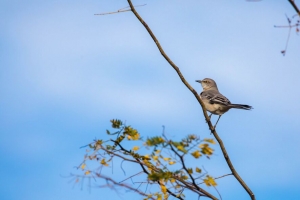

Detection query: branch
(288, 0), (300, 16)
(126, 0), (255, 199)
(198, 173), (233, 185)
(94, 173), (156, 200)
(168, 142), (217, 200)
(113, 139), (184, 200)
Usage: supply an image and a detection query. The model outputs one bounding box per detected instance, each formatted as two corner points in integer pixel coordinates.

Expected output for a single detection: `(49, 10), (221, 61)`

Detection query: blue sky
(1, 0), (300, 199)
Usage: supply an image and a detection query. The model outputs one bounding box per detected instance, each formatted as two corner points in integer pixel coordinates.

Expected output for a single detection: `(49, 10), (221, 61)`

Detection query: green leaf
(145, 136), (165, 146)
(110, 119), (123, 129)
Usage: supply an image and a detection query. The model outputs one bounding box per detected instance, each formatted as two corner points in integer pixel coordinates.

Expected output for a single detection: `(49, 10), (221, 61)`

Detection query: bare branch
(119, 171), (144, 183)
(94, 4), (146, 16)
(126, 0), (255, 199)
(274, 14), (299, 56)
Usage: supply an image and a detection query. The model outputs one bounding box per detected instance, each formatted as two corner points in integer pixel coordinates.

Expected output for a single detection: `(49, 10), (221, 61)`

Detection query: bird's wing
(200, 90), (231, 106)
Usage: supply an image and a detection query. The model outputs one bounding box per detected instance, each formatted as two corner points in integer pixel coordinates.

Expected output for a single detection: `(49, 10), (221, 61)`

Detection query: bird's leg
(214, 115), (222, 129)
(206, 113), (213, 123)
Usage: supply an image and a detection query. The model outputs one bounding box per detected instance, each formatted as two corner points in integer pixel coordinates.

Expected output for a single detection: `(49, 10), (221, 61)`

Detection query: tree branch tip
(94, 4), (147, 16)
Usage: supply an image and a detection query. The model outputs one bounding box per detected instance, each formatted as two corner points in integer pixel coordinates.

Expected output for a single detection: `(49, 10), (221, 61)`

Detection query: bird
(196, 78), (252, 127)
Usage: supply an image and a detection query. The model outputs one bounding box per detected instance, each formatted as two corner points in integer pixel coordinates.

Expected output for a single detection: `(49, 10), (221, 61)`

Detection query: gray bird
(196, 78), (252, 127)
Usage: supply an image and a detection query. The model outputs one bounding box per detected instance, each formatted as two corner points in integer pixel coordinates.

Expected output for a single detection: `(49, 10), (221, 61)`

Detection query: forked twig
(274, 14), (299, 55)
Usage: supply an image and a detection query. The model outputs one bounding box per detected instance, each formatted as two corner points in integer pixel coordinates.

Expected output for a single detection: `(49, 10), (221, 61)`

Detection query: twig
(94, 4), (146, 15)
(283, 23), (292, 56)
(119, 171), (144, 183)
(126, 0), (255, 199)
(274, 14), (299, 56)
(168, 142), (217, 199)
(213, 185), (222, 200)
(94, 173), (156, 200)
(198, 173), (233, 185)
(113, 140), (185, 199)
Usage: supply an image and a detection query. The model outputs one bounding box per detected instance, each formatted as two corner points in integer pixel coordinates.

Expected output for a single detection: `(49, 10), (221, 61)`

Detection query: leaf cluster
(73, 119), (222, 199)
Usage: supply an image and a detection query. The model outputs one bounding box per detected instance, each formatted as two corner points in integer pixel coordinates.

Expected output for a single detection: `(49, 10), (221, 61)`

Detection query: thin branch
(94, 173), (156, 200)
(283, 24), (292, 56)
(94, 4), (146, 16)
(168, 142), (217, 200)
(119, 171), (144, 183)
(113, 140), (184, 199)
(213, 185), (222, 200)
(274, 14), (299, 55)
(126, 0), (255, 199)
(198, 173), (233, 185)
(214, 173), (233, 181)
(94, 139), (229, 199)
(95, 9), (130, 15)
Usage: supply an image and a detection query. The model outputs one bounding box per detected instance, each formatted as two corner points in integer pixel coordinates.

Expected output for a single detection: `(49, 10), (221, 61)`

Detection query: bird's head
(196, 78), (218, 91)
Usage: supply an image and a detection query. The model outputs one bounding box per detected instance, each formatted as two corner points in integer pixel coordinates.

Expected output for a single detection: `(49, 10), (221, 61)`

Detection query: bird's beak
(195, 80), (202, 83)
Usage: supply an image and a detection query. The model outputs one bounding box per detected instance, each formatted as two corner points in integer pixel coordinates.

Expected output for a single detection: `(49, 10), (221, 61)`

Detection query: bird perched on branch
(196, 78), (252, 127)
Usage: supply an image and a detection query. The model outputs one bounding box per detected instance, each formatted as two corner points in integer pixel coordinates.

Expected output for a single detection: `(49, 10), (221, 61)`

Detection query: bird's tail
(229, 104), (252, 110)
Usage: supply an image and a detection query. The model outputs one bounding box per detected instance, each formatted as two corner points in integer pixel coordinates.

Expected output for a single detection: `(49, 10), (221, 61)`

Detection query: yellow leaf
(81, 163), (86, 170)
(170, 178), (176, 183)
(177, 145), (184, 151)
(199, 144), (214, 156)
(203, 175), (217, 186)
(204, 138), (216, 144)
(155, 150), (161, 154)
(133, 134), (140, 140)
(181, 175), (188, 180)
(163, 157), (171, 161)
(132, 146), (140, 151)
(196, 167), (202, 173)
(84, 170), (90, 175)
(163, 194), (168, 200)
(160, 184), (167, 194)
(152, 155), (158, 161)
(191, 150), (202, 159)
(169, 161), (176, 165)
(100, 158), (109, 166)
